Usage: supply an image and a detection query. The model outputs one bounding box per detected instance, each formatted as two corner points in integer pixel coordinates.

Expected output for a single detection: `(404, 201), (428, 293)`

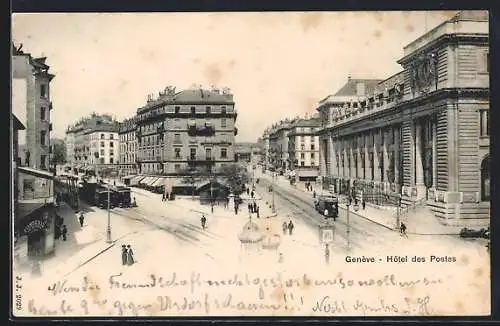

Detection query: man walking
(288, 220), (294, 235)
(62, 225), (68, 241)
(201, 214), (207, 230)
(400, 222), (408, 237)
(79, 212), (85, 227)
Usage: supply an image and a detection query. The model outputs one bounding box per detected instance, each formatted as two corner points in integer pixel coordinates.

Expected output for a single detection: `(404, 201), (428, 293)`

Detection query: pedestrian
(234, 205), (239, 215)
(253, 202), (257, 213)
(248, 203), (252, 213)
(313, 190), (316, 198)
(201, 214), (207, 230)
(282, 221), (288, 235)
(362, 199), (366, 210)
(62, 225), (68, 241)
(246, 188), (250, 195)
(400, 222), (408, 237)
(121, 245), (128, 265)
(251, 190), (255, 199)
(288, 220), (294, 235)
(79, 212), (85, 227)
(256, 205), (260, 218)
(162, 193), (165, 201)
(325, 244), (330, 264)
(126, 245), (135, 266)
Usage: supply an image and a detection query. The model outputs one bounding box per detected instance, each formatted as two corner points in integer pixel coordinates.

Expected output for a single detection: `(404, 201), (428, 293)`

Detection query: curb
(64, 242), (115, 277)
(339, 204), (460, 236)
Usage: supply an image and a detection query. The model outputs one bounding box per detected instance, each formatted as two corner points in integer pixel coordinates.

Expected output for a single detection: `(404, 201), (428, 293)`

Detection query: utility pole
(106, 180), (112, 243)
(346, 200), (351, 252)
(271, 172), (276, 214)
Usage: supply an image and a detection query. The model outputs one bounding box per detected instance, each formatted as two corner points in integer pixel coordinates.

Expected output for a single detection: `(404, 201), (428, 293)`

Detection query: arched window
(481, 155), (490, 201)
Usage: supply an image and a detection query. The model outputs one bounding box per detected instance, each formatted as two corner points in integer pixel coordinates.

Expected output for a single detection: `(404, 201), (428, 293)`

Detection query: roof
(292, 118), (320, 128)
(449, 10), (488, 22)
(334, 78), (383, 97)
(172, 89), (234, 104)
(12, 114), (25, 130)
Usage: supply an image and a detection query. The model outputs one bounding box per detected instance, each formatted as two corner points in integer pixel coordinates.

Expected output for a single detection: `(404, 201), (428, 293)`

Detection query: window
(301, 144), (305, 151)
(174, 148), (181, 158)
(110, 141), (114, 148)
(40, 155), (47, 169)
(311, 153), (315, 159)
(100, 149), (105, 156)
(110, 134), (114, 140)
(311, 161), (316, 166)
(221, 107), (226, 115)
(481, 156), (490, 201)
(221, 118), (227, 128)
(174, 133), (181, 144)
(301, 161), (305, 166)
(101, 134), (104, 139)
(175, 106), (180, 114)
(478, 50), (489, 73)
(191, 107), (196, 115)
(100, 158), (104, 164)
(300, 153), (305, 159)
(206, 148), (212, 159)
(480, 110), (489, 137)
(110, 158), (114, 164)
(301, 136), (305, 142)
(221, 148), (227, 158)
(100, 141), (105, 147)
(311, 144), (315, 150)
(38, 131), (48, 149)
(40, 107), (46, 120)
(190, 148), (196, 159)
(174, 164), (181, 172)
(40, 84), (47, 98)
(206, 106), (211, 114)
(110, 149), (114, 155)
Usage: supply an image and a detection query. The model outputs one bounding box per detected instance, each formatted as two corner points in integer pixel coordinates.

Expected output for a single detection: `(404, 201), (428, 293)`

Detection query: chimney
(347, 74), (352, 82)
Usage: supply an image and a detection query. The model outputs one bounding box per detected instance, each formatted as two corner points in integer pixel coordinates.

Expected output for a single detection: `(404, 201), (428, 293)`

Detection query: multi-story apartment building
(316, 11), (489, 224)
(65, 114), (120, 174)
(119, 117), (138, 175)
(287, 116), (321, 180)
(135, 86), (237, 175)
(12, 44), (55, 171)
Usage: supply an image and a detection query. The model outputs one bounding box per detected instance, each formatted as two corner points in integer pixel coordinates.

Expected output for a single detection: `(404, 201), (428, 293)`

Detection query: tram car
(110, 185), (132, 208)
(79, 180), (98, 205)
(95, 185), (115, 209)
(314, 192), (339, 219)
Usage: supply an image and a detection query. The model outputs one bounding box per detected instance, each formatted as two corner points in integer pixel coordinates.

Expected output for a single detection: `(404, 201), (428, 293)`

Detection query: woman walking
(121, 245), (128, 265)
(126, 245), (135, 266)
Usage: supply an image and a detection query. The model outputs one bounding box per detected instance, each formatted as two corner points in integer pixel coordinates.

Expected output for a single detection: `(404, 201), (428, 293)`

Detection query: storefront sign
(24, 219), (48, 234)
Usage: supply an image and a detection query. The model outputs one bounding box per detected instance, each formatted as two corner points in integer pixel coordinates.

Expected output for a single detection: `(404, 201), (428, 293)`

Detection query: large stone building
(135, 85), (238, 175)
(12, 44), (55, 171)
(287, 116), (321, 180)
(316, 11), (489, 224)
(266, 119), (294, 171)
(65, 114), (120, 175)
(119, 117), (138, 175)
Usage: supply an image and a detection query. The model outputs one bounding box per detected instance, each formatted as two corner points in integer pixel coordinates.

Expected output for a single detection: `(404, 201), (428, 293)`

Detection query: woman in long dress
(121, 245), (127, 265)
(126, 245), (135, 265)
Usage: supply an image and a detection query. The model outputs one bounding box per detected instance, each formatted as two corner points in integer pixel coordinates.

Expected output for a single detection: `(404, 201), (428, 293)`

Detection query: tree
(50, 139), (66, 166)
(217, 163), (249, 196)
(180, 166), (209, 199)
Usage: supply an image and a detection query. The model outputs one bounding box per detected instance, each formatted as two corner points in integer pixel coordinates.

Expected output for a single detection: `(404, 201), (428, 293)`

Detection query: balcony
(187, 123), (215, 137)
(187, 156), (216, 166)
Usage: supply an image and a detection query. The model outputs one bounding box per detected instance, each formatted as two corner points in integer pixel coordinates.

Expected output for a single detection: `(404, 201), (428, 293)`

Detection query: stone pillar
(319, 137), (327, 177)
(331, 135), (337, 178)
(383, 128), (390, 189)
(373, 129), (381, 182)
(394, 126), (400, 193)
(432, 119), (437, 189)
(415, 120), (426, 199)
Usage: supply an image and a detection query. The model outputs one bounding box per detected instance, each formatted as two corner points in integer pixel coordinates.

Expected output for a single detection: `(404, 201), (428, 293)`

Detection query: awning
(130, 175), (144, 183)
(152, 177), (166, 187)
(122, 175), (135, 180)
(297, 169), (320, 177)
(147, 177), (160, 186)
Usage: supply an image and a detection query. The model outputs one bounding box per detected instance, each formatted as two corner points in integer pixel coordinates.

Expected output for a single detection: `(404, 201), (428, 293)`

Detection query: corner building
(316, 11), (489, 224)
(136, 86), (237, 175)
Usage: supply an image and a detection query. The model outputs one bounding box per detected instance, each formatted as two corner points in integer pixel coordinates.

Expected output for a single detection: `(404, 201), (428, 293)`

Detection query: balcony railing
(187, 156), (215, 166)
(187, 123), (215, 137)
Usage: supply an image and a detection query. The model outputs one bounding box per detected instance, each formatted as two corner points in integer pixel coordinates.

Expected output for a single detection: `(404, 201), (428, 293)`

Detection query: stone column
(432, 119), (438, 189)
(319, 137), (327, 177)
(394, 126), (400, 192)
(415, 120), (426, 199)
(328, 135), (334, 177)
(373, 129), (381, 182)
(383, 128), (390, 190)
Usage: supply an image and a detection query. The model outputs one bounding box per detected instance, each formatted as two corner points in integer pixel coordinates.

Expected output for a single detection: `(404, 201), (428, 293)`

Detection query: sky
(11, 11), (458, 142)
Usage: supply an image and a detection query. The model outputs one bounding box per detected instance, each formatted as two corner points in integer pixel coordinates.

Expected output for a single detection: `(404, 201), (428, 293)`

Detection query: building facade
(316, 11), (489, 224)
(12, 44), (55, 171)
(288, 117), (321, 169)
(65, 114), (120, 174)
(135, 86), (238, 175)
(119, 117), (138, 175)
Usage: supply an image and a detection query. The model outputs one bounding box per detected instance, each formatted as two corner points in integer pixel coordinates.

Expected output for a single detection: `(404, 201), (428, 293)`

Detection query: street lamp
(106, 180), (112, 243)
(345, 199), (351, 252)
(271, 172), (276, 214)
